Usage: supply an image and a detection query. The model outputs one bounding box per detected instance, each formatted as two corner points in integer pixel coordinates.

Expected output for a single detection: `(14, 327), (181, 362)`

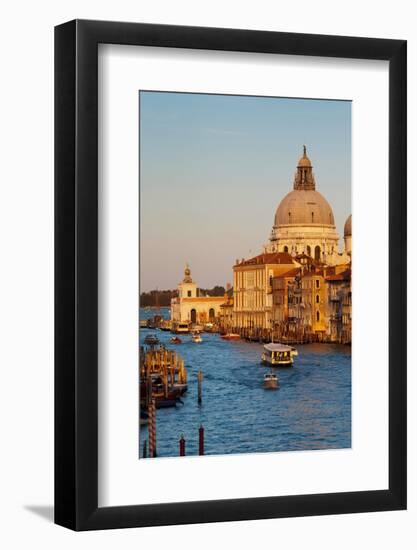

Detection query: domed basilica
(266, 146), (351, 265)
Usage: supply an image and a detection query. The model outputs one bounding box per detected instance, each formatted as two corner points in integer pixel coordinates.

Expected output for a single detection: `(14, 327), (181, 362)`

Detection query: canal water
(139, 308), (351, 458)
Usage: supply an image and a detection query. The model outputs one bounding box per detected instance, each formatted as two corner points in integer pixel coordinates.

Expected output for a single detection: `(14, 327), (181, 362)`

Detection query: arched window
(311, 211), (314, 223)
(316, 311), (320, 322)
(306, 245), (311, 257)
(283, 245), (288, 253)
(288, 211), (291, 223)
(314, 245), (321, 261)
(316, 294), (320, 304)
(190, 309), (197, 324)
(209, 308), (215, 321)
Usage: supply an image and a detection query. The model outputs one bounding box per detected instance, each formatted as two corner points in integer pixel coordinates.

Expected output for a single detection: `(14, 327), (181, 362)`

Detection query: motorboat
(191, 333), (202, 343)
(220, 333), (240, 340)
(170, 336), (182, 344)
(263, 372), (279, 389)
(144, 333), (159, 346)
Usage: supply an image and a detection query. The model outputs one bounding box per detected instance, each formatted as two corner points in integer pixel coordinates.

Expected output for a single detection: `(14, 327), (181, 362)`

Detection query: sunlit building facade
(171, 265), (224, 324)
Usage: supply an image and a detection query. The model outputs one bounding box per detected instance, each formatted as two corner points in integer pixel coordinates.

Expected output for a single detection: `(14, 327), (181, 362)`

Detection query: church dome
(274, 189), (335, 227)
(344, 214), (352, 237)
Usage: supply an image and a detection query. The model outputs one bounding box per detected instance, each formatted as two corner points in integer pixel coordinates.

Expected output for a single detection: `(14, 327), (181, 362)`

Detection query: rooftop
(235, 252), (294, 267)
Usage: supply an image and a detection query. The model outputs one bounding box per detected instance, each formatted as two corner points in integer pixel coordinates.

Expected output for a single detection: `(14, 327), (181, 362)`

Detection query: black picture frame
(55, 19), (407, 531)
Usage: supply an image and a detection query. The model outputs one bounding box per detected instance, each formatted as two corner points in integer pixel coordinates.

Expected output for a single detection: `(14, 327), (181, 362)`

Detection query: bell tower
(178, 264), (197, 298)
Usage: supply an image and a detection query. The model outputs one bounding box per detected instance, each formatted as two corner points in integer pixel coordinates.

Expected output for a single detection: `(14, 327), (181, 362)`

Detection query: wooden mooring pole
(179, 434), (186, 456)
(148, 398), (157, 458)
(197, 369), (203, 405)
(199, 425), (204, 456)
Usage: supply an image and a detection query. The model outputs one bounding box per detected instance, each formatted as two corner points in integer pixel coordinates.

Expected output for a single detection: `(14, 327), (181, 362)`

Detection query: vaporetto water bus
(261, 343), (298, 367)
(171, 321), (190, 334)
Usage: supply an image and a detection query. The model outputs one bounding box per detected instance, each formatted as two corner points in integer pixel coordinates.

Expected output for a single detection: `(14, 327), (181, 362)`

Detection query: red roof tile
(235, 252), (294, 267)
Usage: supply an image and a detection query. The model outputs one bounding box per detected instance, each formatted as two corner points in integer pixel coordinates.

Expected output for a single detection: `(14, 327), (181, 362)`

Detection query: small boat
(171, 382), (188, 395)
(171, 321), (190, 334)
(191, 333), (202, 343)
(221, 333), (240, 340)
(170, 336), (182, 344)
(263, 372), (279, 389)
(261, 343), (297, 366)
(144, 333), (159, 346)
(139, 319), (148, 328)
(160, 320), (172, 331)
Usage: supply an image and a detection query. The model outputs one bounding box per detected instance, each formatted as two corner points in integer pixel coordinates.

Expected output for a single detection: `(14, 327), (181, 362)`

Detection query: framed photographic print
(55, 20), (407, 530)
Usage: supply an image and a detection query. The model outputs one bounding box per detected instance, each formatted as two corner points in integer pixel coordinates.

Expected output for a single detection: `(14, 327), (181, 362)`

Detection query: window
(314, 245), (320, 261)
(316, 294), (320, 303)
(283, 245), (288, 253)
(316, 311), (320, 322)
(306, 245), (311, 257)
(190, 309), (197, 323)
(316, 279), (320, 289)
(187, 290), (192, 297)
(311, 211), (314, 223)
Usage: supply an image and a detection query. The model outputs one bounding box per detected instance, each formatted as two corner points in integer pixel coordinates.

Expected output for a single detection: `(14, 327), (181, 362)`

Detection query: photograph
(139, 91), (352, 459)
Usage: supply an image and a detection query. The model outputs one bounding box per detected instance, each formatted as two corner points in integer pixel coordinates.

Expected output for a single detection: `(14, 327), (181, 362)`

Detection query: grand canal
(139, 308), (351, 458)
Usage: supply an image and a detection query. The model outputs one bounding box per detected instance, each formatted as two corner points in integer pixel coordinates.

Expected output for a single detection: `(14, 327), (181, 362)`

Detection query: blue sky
(140, 92), (351, 292)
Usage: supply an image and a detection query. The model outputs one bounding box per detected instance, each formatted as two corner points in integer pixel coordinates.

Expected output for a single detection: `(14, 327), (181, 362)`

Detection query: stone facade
(233, 252), (297, 331)
(170, 265), (224, 324)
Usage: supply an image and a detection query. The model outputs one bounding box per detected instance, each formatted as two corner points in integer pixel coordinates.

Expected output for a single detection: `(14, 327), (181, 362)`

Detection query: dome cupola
(293, 145), (315, 190)
(344, 214), (352, 237)
(274, 147), (335, 227)
(267, 146), (340, 264)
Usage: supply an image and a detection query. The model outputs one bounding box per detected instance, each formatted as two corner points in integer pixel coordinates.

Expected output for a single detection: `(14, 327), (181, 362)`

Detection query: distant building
(170, 265), (225, 324)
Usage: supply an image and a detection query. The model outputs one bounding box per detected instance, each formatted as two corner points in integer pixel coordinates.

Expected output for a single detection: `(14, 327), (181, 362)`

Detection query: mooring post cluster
(178, 425), (205, 457)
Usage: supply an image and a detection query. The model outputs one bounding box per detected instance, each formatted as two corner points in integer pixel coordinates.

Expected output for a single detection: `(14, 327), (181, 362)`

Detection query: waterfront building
(266, 146), (349, 265)
(271, 258), (327, 340)
(299, 268), (327, 336)
(218, 284), (234, 333)
(232, 252), (297, 331)
(325, 266), (352, 343)
(271, 267), (301, 326)
(170, 265), (225, 324)
(270, 252), (352, 343)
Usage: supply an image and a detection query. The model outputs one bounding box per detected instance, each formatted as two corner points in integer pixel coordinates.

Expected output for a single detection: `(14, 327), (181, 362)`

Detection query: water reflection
(139, 310), (351, 458)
